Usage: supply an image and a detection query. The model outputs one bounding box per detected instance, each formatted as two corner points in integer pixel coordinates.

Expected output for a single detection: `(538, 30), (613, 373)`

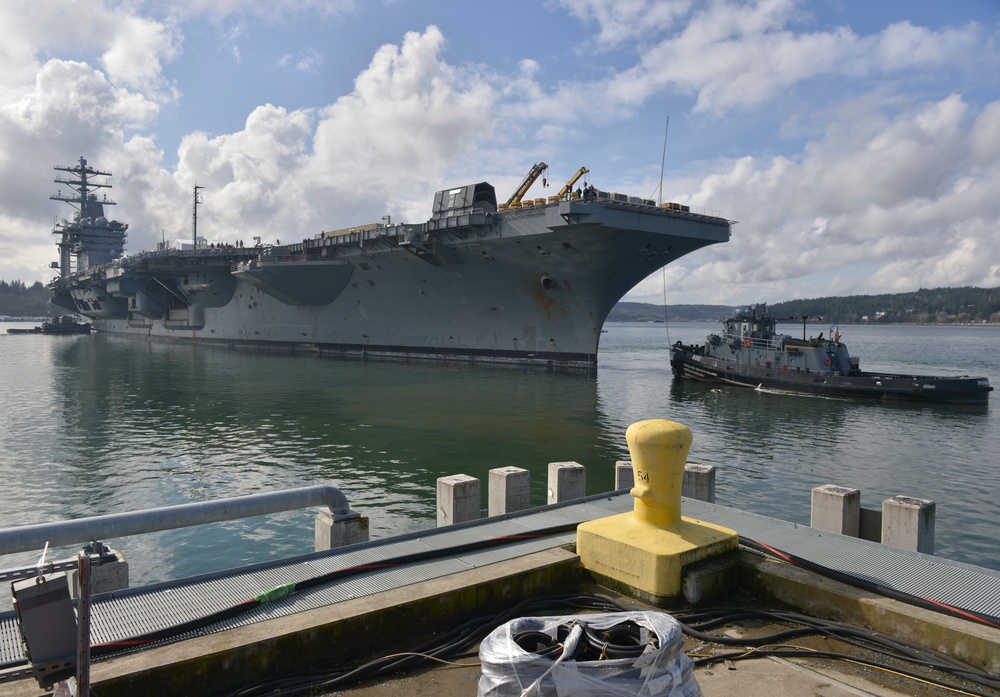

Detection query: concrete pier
(614, 460), (634, 490)
(882, 495), (935, 554)
(487, 467), (530, 516)
(315, 509), (370, 550)
(682, 463), (717, 503)
(67, 549), (129, 600)
(436, 474), (481, 526)
(3, 490), (997, 697)
(808, 486), (936, 554)
(546, 461), (585, 504)
(810, 485), (861, 537)
(6, 440), (991, 697)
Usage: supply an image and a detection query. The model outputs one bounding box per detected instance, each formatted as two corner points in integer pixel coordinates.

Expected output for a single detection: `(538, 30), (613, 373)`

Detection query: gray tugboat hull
(670, 344), (992, 405)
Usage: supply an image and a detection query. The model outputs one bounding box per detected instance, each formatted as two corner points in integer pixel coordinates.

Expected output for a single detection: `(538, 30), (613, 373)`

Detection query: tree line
(608, 286), (1000, 324)
(767, 286), (1000, 324)
(0, 280), (56, 317)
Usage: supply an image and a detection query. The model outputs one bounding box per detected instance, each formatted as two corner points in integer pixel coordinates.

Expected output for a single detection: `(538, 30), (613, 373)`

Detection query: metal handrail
(720, 332), (782, 351)
(0, 484), (358, 556)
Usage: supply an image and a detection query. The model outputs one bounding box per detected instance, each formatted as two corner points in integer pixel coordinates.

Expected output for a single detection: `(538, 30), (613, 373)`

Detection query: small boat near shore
(670, 304), (992, 404)
(6, 316), (92, 335)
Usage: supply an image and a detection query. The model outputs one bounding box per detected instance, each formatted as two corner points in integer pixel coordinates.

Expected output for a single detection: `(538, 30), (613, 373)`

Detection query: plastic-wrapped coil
(477, 611), (702, 697)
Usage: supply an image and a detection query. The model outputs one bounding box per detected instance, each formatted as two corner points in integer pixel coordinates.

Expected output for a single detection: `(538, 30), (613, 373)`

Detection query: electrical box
(11, 572), (78, 689)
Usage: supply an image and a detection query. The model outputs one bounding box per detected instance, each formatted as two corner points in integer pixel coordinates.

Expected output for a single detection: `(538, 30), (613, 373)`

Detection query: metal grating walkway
(2, 493), (999, 676)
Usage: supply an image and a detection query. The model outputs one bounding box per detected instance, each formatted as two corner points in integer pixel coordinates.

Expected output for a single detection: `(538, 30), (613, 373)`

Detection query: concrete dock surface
(3, 488), (998, 697)
(4, 546), (992, 697)
(310, 578), (996, 697)
(302, 582), (992, 697)
(324, 653), (948, 697)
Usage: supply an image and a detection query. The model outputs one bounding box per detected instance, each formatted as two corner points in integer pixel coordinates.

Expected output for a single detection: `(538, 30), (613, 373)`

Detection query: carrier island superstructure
(47, 159), (733, 369)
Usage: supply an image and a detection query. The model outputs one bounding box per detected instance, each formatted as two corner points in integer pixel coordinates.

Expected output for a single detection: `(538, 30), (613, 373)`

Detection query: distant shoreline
(606, 319), (1000, 327)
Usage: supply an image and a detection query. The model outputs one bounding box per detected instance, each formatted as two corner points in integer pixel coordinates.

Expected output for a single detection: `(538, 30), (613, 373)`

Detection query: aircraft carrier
(47, 159), (732, 369)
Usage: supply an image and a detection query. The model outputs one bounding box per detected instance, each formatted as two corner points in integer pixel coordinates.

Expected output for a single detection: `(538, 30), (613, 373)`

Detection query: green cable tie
(255, 582), (296, 604)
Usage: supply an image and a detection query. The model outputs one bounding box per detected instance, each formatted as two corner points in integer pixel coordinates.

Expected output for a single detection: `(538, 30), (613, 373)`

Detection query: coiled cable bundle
(478, 611), (701, 697)
(513, 619), (656, 662)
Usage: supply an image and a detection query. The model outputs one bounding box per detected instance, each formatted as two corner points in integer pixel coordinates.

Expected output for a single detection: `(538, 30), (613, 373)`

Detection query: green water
(1, 321), (997, 603)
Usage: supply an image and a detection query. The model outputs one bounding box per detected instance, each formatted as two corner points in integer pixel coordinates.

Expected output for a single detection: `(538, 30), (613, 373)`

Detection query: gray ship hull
(52, 186), (732, 369)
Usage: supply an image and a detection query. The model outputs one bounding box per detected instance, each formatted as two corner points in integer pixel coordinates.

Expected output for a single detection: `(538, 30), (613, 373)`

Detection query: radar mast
(50, 156), (128, 276)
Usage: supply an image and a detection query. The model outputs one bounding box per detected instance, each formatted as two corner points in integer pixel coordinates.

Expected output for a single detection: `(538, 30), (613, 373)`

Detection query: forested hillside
(0, 280), (53, 317)
(768, 287), (1000, 324)
(608, 286), (1000, 324)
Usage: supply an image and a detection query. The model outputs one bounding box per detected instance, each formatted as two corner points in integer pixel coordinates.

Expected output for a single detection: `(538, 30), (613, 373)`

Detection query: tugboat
(670, 304), (992, 405)
(6, 316), (92, 335)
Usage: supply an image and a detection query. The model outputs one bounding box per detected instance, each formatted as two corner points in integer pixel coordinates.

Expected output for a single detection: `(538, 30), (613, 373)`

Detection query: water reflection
(32, 335), (621, 588)
(0, 320), (996, 610)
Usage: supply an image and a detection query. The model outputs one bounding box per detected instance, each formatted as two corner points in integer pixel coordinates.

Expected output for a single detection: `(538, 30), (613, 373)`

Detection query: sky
(0, 0), (999, 305)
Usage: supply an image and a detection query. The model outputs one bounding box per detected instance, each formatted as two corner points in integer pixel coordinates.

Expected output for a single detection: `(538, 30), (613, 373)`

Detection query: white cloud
(115, 25), (504, 252)
(302, 26), (501, 222)
(588, 1), (981, 116)
(100, 14), (182, 92)
(625, 94), (1000, 304)
(554, 0), (694, 47)
(970, 101), (1000, 165)
(0, 0), (997, 309)
(295, 50), (324, 74)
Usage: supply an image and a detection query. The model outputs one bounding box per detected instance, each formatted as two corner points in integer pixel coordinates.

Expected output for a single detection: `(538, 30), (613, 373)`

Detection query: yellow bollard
(629, 420), (690, 529)
(577, 419), (738, 603)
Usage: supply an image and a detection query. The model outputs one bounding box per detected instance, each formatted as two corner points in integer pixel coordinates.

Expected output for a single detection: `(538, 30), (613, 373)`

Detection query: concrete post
(67, 548), (129, 599)
(683, 463), (717, 503)
(315, 509), (370, 551)
(488, 467), (531, 516)
(437, 474), (481, 526)
(547, 461), (586, 504)
(882, 496), (935, 554)
(615, 460), (634, 490)
(810, 485), (861, 537)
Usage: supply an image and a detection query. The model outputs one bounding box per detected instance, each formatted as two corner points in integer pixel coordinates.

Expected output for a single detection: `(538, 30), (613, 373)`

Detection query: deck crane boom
(506, 162), (548, 206)
(558, 167), (589, 197)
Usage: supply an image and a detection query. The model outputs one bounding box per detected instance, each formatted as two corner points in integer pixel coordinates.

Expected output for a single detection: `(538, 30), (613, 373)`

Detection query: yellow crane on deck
(558, 167), (589, 197)
(505, 162), (548, 206)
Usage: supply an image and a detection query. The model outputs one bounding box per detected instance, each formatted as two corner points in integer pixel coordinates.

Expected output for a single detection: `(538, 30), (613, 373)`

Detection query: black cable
(224, 593), (1000, 697)
(672, 606), (1000, 688)
(225, 593), (633, 697)
(740, 535), (1000, 630)
(89, 522), (583, 657)
(674, 608), (1000, 693)
(691, 648), (1000, 697)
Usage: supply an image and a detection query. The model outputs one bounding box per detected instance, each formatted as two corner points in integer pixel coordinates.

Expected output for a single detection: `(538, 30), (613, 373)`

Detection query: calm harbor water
(1, 320), (998, 608)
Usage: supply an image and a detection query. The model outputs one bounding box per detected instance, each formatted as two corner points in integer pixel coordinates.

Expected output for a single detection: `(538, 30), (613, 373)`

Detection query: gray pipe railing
(0, 484), (358, 556)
